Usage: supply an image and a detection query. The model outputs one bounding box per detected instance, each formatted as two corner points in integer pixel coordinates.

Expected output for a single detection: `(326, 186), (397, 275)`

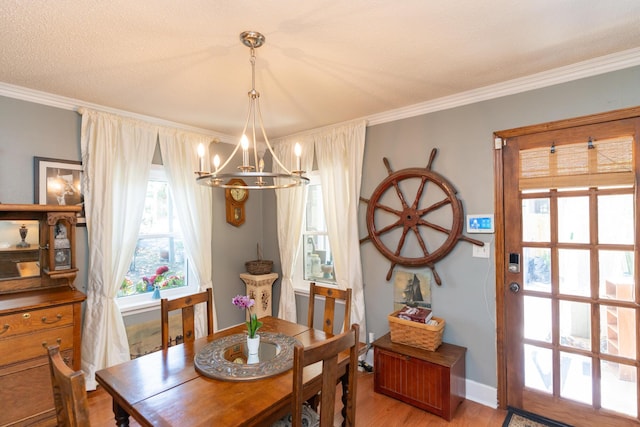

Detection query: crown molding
(365, 47), (640, 126)
(0, 82), (235, 143)
(2, 47), (639, 135)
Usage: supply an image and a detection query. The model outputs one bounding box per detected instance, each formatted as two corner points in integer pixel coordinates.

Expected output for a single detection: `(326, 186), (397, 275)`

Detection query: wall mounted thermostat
(466, 214), (495, 234)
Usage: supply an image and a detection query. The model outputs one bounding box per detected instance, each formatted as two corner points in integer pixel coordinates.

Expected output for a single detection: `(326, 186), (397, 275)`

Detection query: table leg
(112, 400), (130, 427)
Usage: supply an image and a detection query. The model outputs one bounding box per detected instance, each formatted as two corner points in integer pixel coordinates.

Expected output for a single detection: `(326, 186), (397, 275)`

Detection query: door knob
(509, 282), (521, 293)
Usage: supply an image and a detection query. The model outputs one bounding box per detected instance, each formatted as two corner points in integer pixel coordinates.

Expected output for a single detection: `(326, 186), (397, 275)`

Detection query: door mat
(503, 407), (573, 427)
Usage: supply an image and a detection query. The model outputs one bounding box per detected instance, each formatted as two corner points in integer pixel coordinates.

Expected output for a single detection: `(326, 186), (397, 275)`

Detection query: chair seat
(271, 404), (319, 427)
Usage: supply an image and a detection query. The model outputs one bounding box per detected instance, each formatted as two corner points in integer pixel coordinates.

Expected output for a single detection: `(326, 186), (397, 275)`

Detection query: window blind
(519, 136), (634, 191)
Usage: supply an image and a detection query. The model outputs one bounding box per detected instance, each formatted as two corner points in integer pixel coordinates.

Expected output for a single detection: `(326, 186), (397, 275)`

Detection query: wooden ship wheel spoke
(361, 148), (484, 284)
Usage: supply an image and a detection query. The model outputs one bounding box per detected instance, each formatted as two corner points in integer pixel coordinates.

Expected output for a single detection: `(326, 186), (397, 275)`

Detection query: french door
(497, 111), (640, 426)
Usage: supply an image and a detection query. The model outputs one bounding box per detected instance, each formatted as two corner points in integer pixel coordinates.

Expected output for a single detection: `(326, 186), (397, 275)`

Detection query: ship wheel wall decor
(360, 148), (484, 284)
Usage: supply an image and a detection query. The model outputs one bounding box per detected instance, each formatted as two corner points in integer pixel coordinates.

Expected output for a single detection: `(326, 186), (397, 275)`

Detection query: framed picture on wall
(34, 157), (86, 225)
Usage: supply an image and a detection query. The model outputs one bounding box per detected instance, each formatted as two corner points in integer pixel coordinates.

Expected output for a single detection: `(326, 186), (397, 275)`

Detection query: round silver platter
(194, 332), (300, 381)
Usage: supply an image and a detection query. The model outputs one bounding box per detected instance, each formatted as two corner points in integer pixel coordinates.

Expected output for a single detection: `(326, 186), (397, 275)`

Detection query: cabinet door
(375, 348), (448, 416)
(0, 350), (73, 426)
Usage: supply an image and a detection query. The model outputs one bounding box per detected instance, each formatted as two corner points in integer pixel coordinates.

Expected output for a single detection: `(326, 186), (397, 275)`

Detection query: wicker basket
(245, 260), (273, 275)
(388, 310), (445, 351)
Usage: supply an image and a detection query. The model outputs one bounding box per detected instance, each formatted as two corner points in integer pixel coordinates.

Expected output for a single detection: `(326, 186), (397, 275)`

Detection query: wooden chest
(373, 333), (466, 421)
(0, 288), (85, 426)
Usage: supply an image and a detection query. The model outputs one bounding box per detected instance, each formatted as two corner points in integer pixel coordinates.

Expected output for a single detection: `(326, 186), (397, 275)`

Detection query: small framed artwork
(34, 157), (86, 225)
(393, 270), (431, 311)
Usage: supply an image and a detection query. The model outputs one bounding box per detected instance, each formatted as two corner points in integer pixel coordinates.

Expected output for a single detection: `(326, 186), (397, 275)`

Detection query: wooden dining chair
(307, 282), (352, 335)
(291, 323), (359, 427)
(46, 345), (91, 427)
(160, 287), (214, 350)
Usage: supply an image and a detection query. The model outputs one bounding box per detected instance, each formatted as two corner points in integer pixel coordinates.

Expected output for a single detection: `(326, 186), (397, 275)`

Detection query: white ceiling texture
(2, 1), (640, 142)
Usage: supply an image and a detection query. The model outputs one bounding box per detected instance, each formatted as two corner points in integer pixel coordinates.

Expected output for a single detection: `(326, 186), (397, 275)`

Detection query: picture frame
(34, 157), (86, 225)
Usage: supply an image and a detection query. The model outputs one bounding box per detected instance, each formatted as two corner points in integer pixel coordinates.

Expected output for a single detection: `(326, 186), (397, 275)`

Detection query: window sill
(117, 286), (197, 316)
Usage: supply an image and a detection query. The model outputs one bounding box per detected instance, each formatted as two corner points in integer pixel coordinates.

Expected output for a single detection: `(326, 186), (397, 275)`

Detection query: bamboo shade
(519, 136), (634, 190)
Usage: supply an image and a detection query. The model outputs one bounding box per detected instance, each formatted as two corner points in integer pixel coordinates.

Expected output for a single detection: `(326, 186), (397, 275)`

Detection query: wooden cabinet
(0, 204), (85, 426)
(372, 333), (466, 421)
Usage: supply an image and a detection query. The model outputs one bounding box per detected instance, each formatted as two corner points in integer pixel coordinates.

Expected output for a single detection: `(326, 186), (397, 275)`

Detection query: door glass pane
(558, 196), (589, 243)
(559, 300), (591, 350)
(560, 351), (592, 404)
(524, 344), (552, 393)
(601, 360), (638, 417)
(558, 249), (590, 296)
(598, 194), (633, 245)
(600, 305), (637, 359)
(522, 198), (550, 242)
(523, 247), (551, 292)
(599, 251), (634, 301)
(524, 296), (551, 342)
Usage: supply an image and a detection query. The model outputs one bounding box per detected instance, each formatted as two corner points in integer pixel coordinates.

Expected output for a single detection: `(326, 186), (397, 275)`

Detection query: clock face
(230, 187), (247, 202)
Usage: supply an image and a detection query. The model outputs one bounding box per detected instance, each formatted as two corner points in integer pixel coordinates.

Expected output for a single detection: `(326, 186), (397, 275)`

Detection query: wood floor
(88, 371), (508, 426)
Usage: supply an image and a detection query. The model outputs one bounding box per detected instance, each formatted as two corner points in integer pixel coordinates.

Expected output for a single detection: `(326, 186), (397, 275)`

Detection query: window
(294, 172), (336, 291)
(117, 165), (195, 313)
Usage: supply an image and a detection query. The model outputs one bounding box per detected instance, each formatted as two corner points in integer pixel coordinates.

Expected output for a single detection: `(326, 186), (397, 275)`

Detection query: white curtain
(313, 120), (367, 341)
(79, 109), (158, 390)
(273, 138), (314, 321)
(158, 129), (216, 334)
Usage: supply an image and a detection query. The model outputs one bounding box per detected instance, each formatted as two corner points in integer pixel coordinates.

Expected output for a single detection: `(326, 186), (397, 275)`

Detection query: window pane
(559, 249), (590, 297)
(524, 296), (551, 342)
(559, 351), (592, 404)
(522, 198), (550, 242)
(303, 234), (335, 284)
(559, 300), (590, 351)
(524, 344), (552, 393)
(598, 194), (633, 244)
(600, 251), (634, 301)
(601, 360), (637, 417)
(523, 247), (551, 292)
(600, 305), (637, 359)
(558, 196), (589, 243)
(119, 177), (187, 297)
(305, 184), (326, 233)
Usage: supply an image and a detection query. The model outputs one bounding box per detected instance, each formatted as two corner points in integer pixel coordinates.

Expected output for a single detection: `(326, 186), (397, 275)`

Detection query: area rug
(503, 407), (573, 427)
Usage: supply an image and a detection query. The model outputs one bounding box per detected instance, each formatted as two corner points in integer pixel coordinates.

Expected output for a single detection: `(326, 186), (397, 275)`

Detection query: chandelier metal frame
(196, 31), (309, 190)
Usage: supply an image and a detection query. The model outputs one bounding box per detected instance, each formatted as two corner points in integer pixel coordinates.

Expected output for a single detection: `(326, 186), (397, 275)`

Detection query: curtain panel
(313, 120), (367, 341)
(273, 138), (314, 322)
(79, 108), (158, 390)
(158, 130), (216, 335)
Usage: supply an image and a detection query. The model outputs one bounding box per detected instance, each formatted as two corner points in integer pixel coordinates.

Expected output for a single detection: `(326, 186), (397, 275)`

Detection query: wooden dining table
(96, 316), (348, 426)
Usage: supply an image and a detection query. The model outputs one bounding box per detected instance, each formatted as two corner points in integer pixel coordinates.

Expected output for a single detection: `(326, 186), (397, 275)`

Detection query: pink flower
(156, 265), (169, 275)
(232, 295), (254, 309)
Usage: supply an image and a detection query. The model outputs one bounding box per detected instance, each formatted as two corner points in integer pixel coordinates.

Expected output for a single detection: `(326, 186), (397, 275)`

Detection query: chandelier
(195, 31), (309, 190)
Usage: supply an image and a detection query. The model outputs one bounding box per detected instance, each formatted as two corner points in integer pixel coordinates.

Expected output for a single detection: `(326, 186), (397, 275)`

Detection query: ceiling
(2, 1), (640, 141)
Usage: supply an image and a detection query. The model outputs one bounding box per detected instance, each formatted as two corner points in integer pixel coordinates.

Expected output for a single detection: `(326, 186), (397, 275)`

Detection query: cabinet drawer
(0, 304), (74, 339)
(0, 325), (74, 365)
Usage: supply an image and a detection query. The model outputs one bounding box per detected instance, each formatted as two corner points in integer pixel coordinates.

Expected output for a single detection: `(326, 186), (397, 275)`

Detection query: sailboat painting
(393, 270), (431, 311)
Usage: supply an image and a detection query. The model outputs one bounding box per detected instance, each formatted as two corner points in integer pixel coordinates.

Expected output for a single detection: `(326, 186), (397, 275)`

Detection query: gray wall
(358, 65), (640, 388)
(2, 64), (640, 393)
(0, 99), (252, 332)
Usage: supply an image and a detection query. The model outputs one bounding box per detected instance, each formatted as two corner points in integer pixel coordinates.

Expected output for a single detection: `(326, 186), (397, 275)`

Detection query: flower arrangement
(143, 265), (170, 291)
(232, 295), (263, 338)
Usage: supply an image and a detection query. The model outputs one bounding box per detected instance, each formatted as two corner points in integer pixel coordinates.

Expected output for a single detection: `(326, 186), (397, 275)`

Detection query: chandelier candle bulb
(213, 154), (220, 173)
(241, 135), (249, 167)
(197, 143), (205, 171)
(294, 143), (302, 171)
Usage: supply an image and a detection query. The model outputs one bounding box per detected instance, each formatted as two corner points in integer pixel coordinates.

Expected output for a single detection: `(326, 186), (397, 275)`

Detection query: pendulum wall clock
(225, 179), (249, 227)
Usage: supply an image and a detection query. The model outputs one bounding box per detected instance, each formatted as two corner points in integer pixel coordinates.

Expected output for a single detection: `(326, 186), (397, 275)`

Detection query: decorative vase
(246, 334), (260, 362)
(152, 285), (161, 299)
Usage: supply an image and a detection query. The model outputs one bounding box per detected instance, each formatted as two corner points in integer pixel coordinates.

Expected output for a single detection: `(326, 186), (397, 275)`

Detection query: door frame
(493, 105), (640, 410)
